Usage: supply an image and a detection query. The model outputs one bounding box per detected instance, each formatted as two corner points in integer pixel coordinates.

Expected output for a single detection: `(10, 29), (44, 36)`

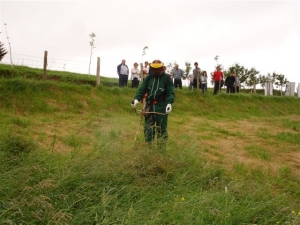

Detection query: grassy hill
(0, 64), (300, 224)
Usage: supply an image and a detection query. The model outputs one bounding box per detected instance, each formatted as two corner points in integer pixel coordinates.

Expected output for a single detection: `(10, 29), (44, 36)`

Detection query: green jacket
(134, 73), (175, 107)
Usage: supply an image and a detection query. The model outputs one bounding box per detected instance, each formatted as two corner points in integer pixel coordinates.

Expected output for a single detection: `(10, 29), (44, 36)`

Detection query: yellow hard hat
(150, 60), (164, 68)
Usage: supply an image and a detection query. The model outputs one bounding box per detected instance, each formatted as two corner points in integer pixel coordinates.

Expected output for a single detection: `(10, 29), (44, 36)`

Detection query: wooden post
(140, 63), (144, 82)
(43, 51), (48, 79)
(197, 70), (200, 90)
(96, 57), (100, 86)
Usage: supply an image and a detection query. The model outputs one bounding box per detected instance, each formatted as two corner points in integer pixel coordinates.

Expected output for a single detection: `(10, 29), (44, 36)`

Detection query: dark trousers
(193, 79), (201, 89)
(144, 104), (168, 150)
(131, 78), (139, 88)
(174, 79), (182, 89)
(119, 75), (128, 87)
(201, 83), (207, 93)
(226, 85), (234, 93)
(213, 81), (221, 94)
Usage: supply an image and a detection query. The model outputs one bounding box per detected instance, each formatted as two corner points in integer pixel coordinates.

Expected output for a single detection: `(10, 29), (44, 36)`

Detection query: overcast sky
(1, 0), (299, 88)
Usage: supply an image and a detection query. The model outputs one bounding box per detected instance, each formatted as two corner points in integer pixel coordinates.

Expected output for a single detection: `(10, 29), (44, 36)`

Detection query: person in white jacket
(131, 62), (140, 88)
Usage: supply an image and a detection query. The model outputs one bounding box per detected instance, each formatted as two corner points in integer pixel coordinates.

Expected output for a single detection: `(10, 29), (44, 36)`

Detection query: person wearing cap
(173, 64), (183, 89)
(131, 60), (175, 150)
(117, 59), (129, 87)
(213, 66), (224, 94)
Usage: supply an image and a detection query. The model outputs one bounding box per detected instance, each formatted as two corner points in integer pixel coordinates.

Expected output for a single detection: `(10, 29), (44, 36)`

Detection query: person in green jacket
(131, 59), (175, 150)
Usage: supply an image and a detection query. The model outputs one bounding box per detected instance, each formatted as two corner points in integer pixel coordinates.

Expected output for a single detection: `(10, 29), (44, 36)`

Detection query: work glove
(166, 104), (172, 114)
(131, 99), (139, 108)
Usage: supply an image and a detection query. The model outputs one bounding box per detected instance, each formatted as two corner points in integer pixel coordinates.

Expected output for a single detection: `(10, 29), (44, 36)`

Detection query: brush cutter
(132, 94), (166, 145)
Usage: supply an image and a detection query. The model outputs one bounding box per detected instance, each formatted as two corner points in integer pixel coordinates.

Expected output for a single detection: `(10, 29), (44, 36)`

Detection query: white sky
(1, 0), (300, 88)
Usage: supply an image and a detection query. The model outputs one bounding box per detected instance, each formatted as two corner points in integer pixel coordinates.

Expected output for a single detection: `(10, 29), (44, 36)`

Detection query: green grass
(244, 145), (272, 161)
(0, 65), (300, 224)
(275, 132), (300, 145)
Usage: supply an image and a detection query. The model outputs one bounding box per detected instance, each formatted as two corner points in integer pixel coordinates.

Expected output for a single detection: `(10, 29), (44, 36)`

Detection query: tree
(0, 42), (8, 62)
(274, 72), (288, 96)
(214, 55), (219, 65)
(166, 61), (176, 77)
(140, 46), (148, 82)
(245, 67), (260, 93)
(88, 33), (96, 75)
(259, 75), (268, 89)
(183, 61), (191, 80)
(211, 55), (221, 85)
(260, 73), (276, 95)
(141, 46), (148, 60)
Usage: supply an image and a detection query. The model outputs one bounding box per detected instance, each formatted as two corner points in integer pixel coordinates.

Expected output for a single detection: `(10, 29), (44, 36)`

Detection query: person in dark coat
(131, 60), (175, 150)
(225, 73), (236, 93)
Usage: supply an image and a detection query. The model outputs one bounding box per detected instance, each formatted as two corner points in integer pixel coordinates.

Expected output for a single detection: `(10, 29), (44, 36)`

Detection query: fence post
(43, 51), (47, 79)
(197, 70), (200, 90)
(96, 57), (100, 86)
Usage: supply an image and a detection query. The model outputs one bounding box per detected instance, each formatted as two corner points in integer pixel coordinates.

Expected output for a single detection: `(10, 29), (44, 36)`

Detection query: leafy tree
(142, 46), (148, 57)
(274, 72), (288, 96)
(260, 73), (276, 92)
(245, 67), (260, 93)
(0, 42), (8, 62)
(259, 75), (267, 89)
(183, 61), (191, 80)
(140, 46), (148, 63)
(166, 61), (176, 77)
(88, 33), (96, 75)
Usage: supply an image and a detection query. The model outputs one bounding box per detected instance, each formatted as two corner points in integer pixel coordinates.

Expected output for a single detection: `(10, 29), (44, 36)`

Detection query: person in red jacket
(213, 66), (224, 95)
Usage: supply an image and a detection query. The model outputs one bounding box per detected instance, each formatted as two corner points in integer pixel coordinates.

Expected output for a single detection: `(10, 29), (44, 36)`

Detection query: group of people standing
(117, 60), (150, 88)
(117, 60), (241, 94)
(189, 63), (241, 95)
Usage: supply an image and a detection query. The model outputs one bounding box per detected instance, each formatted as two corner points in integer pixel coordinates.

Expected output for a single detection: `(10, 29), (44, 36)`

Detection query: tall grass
(0, 66), (299, 224)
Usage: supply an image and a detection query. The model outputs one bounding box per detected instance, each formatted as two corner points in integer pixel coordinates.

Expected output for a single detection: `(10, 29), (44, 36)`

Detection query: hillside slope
(0, 67), (300, 224)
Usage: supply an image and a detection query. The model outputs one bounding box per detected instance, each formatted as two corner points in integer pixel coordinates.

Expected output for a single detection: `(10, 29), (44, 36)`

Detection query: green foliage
(0, 42), (8, 62)
(0, 132), (36, 156)
(183, 61), (191, 79)
(274, 72), (288, 96)
(244, 145), (272, 161)
(244, 67), (260, 91)
(275, 132), (300, 145)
